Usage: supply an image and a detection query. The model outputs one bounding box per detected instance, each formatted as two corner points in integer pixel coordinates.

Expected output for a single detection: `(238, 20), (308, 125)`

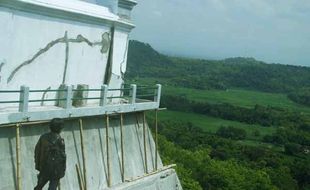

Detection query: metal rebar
(106, 96), (124, 99)
(108, 88), (131, 91)
(106, 115), (111, 187)
(29, 89), (66, 93)
(143, 112), (148, 173)
(75, 164), (84, 190)
(16, 124), (21, 190)
(137, 87), (157, 90)
(29, 98), (66, 103)
(0, 90), (21, 93)
(136, 94), (155, 98)
(0, 100), (20, 104)
(79, 119), (87, 190)
(72, 89), (101, 92)
(120, 113), (125, 182)
(71, 97), (101, 101)
(155, 109), (158, 171)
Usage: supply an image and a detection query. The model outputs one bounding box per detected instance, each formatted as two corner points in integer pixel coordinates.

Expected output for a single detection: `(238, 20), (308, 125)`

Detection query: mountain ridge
(126, 40), (310, 94)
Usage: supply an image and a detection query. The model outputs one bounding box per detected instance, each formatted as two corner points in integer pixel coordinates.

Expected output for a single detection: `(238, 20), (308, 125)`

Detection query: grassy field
(132, 76), (308, 150)
(128, 77), (310, 115)
(154, 110), (277, 141)
(163, 86), (310, 114)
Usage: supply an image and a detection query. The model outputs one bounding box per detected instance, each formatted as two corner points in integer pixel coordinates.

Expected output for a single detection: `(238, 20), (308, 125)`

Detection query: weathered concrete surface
(0, 113), (182, 190)
(111, 169), (182, 190)
(0, 1), (131, 107)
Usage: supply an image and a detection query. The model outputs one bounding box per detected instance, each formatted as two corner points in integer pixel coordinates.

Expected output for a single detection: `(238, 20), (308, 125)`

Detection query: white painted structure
(0, 1), (182, 189)
(0, 0), (135, 106)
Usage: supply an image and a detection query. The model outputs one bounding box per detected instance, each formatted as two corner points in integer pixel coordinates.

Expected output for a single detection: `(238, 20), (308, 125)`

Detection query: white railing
(0, 84), (162, 125)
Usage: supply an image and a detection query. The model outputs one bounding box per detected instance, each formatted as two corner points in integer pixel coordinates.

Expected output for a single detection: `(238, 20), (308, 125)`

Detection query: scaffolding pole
(143, 112), (148, 173)
(79, 119), (87, 190)
(106, 115), (111, 187)
(16, 124), (21, 190)
(75, 164), (84, 190)
(120, 113), (125, 182)
(155, 109), (158, 171)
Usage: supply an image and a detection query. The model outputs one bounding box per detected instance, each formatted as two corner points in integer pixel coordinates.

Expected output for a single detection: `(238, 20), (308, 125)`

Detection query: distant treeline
(288, 88), (310, 107)
(127, 40), (310, 106)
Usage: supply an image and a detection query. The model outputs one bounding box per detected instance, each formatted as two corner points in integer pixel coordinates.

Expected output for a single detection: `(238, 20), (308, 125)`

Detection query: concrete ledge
(110, 168), (182, 190)
(0, 0), (135, 30)
(0, 102), (159, 125)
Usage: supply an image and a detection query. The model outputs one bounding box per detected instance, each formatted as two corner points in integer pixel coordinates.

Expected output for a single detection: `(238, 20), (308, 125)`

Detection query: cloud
(131, 0), (310, 66)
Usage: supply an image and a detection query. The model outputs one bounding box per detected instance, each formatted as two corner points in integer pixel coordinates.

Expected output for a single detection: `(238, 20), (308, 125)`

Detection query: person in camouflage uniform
(34, 118), (66, 190)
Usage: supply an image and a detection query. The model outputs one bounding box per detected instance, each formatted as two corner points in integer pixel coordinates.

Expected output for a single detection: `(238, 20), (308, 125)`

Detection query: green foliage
(263, 128), (310, 146)
(161, 95), (309, 129)
(156, 110), (276, 142)
(128, 40), (310, 189)
(160, 86), (310, 115)
(284, 143), (302, 156)
(266, 167), (298, 190)
(288, 88), (310, 107)
(158, 134), (276, 190)
(127, 41), (310, 93)
(216, 126), (247, 140)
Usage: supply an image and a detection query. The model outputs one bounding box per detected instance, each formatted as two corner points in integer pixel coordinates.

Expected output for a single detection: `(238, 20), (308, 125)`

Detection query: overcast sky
(130, 0), (310, 66)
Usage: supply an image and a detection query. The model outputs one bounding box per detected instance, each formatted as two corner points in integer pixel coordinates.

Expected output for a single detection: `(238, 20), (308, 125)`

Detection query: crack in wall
(103, 27), (114, 85)
(0, 62), (4, 83)
(7, 31), (111, 84)
(120, 36), (129, 81)
(62, 32), (69, 84)
(40, 86), (51, 106)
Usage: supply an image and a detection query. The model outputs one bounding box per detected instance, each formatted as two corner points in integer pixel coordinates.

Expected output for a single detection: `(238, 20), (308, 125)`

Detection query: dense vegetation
(126, 40), (310, 190)
(161, 95), (309, 129)
(147, 119), (309, 190)
(288, 88), (310, 107)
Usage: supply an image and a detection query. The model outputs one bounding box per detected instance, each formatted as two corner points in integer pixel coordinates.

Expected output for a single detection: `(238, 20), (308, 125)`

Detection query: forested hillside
(127, 40), (310, 105)
(126, 40), (310, 190)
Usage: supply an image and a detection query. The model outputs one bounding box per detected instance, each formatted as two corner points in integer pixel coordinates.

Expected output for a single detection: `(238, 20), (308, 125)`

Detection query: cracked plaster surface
(40, 86), (51, 106)
(103, 27), (114, 85)
(0, 62), (4, 83)
(7, 31), (111, 84)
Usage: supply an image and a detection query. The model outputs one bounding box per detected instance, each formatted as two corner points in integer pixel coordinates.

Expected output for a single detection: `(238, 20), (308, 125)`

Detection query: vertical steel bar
(79, 119), (87, 190)
(106, 115), (111, 187)
(120, 113), (125, 182)
(16, 124), (21, 190)
(143, 112), (148, 173)
(155, 109), (158, 171)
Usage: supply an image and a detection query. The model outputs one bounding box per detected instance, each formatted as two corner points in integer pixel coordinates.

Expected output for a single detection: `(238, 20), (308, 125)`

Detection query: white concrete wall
(0, 113), (163, 190)
(0, 1), (130, 107)
(79, 0), (118, 13)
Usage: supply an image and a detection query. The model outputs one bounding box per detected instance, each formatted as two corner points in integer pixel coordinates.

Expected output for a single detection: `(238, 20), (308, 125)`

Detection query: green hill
(126, 40), (310, 190)
(127, 40), (310, 94)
